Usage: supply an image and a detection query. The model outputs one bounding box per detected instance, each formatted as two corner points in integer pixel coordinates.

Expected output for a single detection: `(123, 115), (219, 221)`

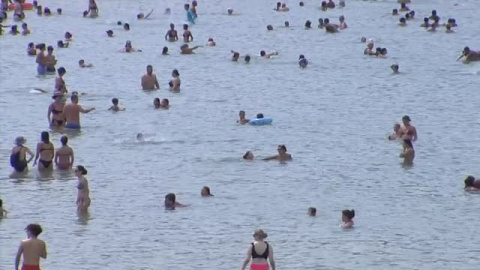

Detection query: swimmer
(15, 223), (47, 270)
(57, 40), (69, 48)
(108, 98), (125, 111)
(401, 115), (417, 141)
(27, 42), (36, 55)
(123, 40), (141, 52)
(57, 8), (62, 15)
(54, 67), (67, 93)
(117, 21), (122, 25)
(445, 24), (454, 33)
(243, 151), (254, 160)
(88, 0), (98, 17)
(420, 17), (429, 28)
(429, 10), (439, 22)
(10, 25), (19, 35)
(392, 9), (398, 16)
(64, 32), (73, 41)
(274, 2), (281, 11)
(162, 46), (169, 55)
(388, 123), (402, 140)
(55, 136), (74, 170)
(13, 0), (24, 20)
(182, 24), (193, 43)
(227, 8), (233, 15)
(324, 19), (339, 33)
(256, 113), (264, 119)
(464, 176), (480, 191)
(48, 92), (65, 127)
(341, 209), (355, 228)
(237, 110), (250, 124)
(82, 10), (88, 17)
(267, 25), (273, 31)
(427, 24), (437, 32)
(136, 133), (145, 142)
(399, 2), (409, 12)
(78, 59), (93, 68)
(241, 229), (276, 270)
(180, 44), (201, 54)
(165, 23), (178, 42)
(305, 20), (311, 29)
(318, 18), (324, 29)
(339, 15), (347, 29)
(377, 48), (387, 58)
(201, 186), (214, 197)
(33, 131), (54, 172)
(169, 69), (181, 92)
(448, 19), (457, 27)
(64, 94), (95, 129)
(457, 47), (480, 63)
(263, 145), (292, 161)
(390, 64), (400, 74)
(141, 65), (160, 90)
(10, 136), (34, 173)
(137, 9), (153, 19)
(37, 6), (42, 15)
(260, 50), (278, 59)
(75, 165), (91, 212)
(398, 17), (407, 26)
(160, 98), (169, 109)
(339, 0), (345, 7)
(299, 2), (304, 7)
(164, 193), (187, 210)
(0, 199), (8, 217)
(364, 41), (375, 55)
(206, 38), (216, 46)
(45, 46), (57, 73)
(308, 207), (316, 216)
(400, 139), (415, 165)
(280, 3), (289, 11)
(153, 98), (161, 109)
(326, 0), (335, 8)
(164, 8), (171, 14)
(123, 23), (130, 31)
(408, 10), (415, 19)
(44, 7), (51, 16)
(284, 21), (289, 27)
(21, 23), (29, 35)
(299, 55), (308, 68)
(360, 37), (366, 43)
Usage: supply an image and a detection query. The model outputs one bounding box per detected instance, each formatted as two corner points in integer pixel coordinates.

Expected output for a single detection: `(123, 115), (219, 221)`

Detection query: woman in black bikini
(241, 230), (276, 270)
(48, 92), (65, 127)
(10, 136), (34, 173)
(33, 131), (55, 171)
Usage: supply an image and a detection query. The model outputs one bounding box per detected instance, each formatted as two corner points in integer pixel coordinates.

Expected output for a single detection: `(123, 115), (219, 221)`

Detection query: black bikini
(39, 144), (54, 168)
(251, 242), (269, 259)
(51, 106), (64, 125)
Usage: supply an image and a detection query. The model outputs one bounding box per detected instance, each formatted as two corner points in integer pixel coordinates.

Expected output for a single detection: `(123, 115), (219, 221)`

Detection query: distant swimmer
(324, 19), (339, 33)
(237, 110), (250, 124)
(160, 98), (169, 109)
(123, 23), (130, 31)
(136, 133), (145, 142)
(54, 67), (68, 93)
(284, 21), (290, 27)
(241, 229), (276, 270)
(106, 30), (113, 37)
(360, 37), (366, 43)
(10, 136), (34, 173)
(445, 24), (454, 33)
(206, 38), (216, 46)
(399, 2), (409, 12)
(45, 46), (57, 73)
(304, 20), (311, 29)
(392, 9), (398, 16)
(63, 94), (95, 129)
(243, 151), (254, 160)
(191, 1), (198, 18)
(27, 43), (36, 55)
(57, 40), (69, 48)
(408, 10), (415, 19)
(245, 55), (251, 63)
(375, 48), (388, 58)
(87, 0), (98, 17)
(398, 17), (407, 26)
(339, 0), (345, 7)
(457, 47), (480, 63)
(10, 25), (19, 35)
(201, 186), (214, 197)
(162, 46), (169, 55)
(75, 165), (91, 212)
(464, 176), (480, 191)
(78, 59), (93, 68)
(123, 40), (141, 52)
(263, 145), (292, 161)
(326, 0), (335, 9)
(447, 18), (457, 27)
(429, 10), (439, 22)
(339, 15), (347, 29)
(400, 139), (415, 165)
(55, 136), (74, 170)
(180, 44), (201, 54)
(390, 64), (400, 74)
(299, 55), (308, 68)
(21, 23), (30, 35)
(420, 17), (429, 28)
(108, 98), (125, 111)
(260, 50), (278, 59)
(280, 3), (289, 11)
(64, 31), (73, 41)
(164, 8), (171, 14)
(308, 207), (316, 216)
(165, 23), (178, 42)
(0, 199), (8, 217)
(341, 209), (355, 228)
(43, 7), (52, 16)
(299, 2), (304, 6)
(142, 65), (160, 90)
(137, 9), (153, 19)
(164, 193), (187, 210)
(15, 224), (47, 270)
(401, 115), (417, 141)
(318, 18), (324, 28)
(364, 41), (375, 55)
(169, 69), (181, 92)
(182, 24), (193, 43)
(227, 8), (233, 15)
(57, 8), (62, 15)
(267, 25), (273, 31)
(274, 2), (281, 11)
(153, 98), (161, 109)
(48, 92), (65, 127)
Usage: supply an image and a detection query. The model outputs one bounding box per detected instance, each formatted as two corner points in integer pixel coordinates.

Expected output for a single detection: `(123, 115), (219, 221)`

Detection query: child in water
(108, 98), (125, 111)
(78, 59), (93, 68)
(341, 209), (355, 228)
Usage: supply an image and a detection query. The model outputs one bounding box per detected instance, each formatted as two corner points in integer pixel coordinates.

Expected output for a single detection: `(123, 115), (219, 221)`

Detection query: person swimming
(201, 186), (214, 197)
(153, 98), (161, 109)
(137, 9), (153, 19)
(164, 193), (187, 210)
(106, 30), (113, 37)
(180, 44), (201, 54)
(263, 145), (292, 161)
(162, 46), (169, 55)
(299, 55), (308, 68)
(206, 38), (216, 46)
(339, 15), (347, 29)
(304, 20), (311, 29)
(284, 21), (290, 27)
(399, 17), (407, 26)
(78, 59), (93, 68)
(420, 17), (429, 28)
(21, 23), (29, 35)
(457, 47), (480, 63)
(243, 151), (254, 160)
(237, 110), (250, 124)
(260, 50), (278, 59)
(390, 64), (399, 73)
(308, 207), (316, 216)
(64, 31), (73, 41)
(341, 209), (355, 228)
(464, 176), (480, 191)
(160, 98), (169, 109)
(231, 50), (240, 61)
(244, 55), (251, 63)
(27, 42), (36, 56)
(392, 9), (398, 15)
(57, 40), (69, 48)
(227, 8), (234, 15)
(108, 98), (125, 111)
(267, 25), (273, 31)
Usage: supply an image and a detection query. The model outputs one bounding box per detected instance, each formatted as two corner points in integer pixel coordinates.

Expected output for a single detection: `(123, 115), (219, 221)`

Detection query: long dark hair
(41, 131), (50, 144)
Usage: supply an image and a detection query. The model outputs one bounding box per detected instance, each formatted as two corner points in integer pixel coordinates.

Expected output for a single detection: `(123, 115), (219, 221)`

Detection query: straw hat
(254, 229), (268, 239)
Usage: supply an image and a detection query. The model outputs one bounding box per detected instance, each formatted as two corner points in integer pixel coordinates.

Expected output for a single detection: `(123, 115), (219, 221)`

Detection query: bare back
(20, 239), (47, 265)
(64, 103), (81, 124)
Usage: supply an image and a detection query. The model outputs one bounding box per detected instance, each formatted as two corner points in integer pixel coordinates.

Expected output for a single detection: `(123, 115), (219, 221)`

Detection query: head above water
(243, 151), (254, 160)
(60, 135), (68, 146)
(165, 193), (176, 204)
(256, 113), (264, 118)
(392, 9), (398, 15)
(25, 224), (43, 237)
(284, 21), (289, 27)
(65, 32), (72, 39)
(201, 186), (212, 197)
(40, 131), (50, 144)
(267, 25), (273, 31)
(106, 30), (113, 37)
(172, 69), (180, 77)
(277, 144), (287, 153)
(308, 207), (317, 216)
(112, 98), (119, 105)
(244, 55), (251, 63)
(305, 20), (311, 28)
(227, 8), (233, 15)
(154, 98), (160, 108)
(361, 37), (366, 42)
(76, 165), (88, 175)
(146, 65), (153, 74)
(58, 67), (66, 75)
(253, 229), (268, 240)
(183, 24), (188, 30)
(342, 209), (355, 220)
(299, 2), (304, 6)
(124, 23), (130, 30)
(57, 8), (62, 14)
(162, 46), (168, 54)
(47, 45), (54, 52)
(465, 176), (475, 187)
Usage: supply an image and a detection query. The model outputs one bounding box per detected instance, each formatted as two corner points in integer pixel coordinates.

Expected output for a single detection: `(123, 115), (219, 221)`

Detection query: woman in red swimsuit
(241, 230), (276, 270)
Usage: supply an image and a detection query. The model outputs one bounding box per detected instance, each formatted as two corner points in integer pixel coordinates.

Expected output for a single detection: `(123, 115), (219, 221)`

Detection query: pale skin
(401, 121), (417, 141)
(237, 111), (249, 124)
(63, 97), (95, 126)
(400, 144), (415, 165)
(171, 74), (180, 92)
(241, 238), (275, 270)
(47, 97), (65, 126)
(55, 74), (67, 93)
(141, 67), (160, 90)
(183, 29), (193, 43)
(15, 233), (47, 270)
(55, 145), (74, 170)
(263, 147), (292, 161)
(33, 141), (54, 171)
(341, 214), (354, 228)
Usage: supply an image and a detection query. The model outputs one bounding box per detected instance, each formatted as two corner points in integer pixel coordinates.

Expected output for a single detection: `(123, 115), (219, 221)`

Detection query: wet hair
(243, 151), (251, 159)
(162, 46), (168, 54)
(117, 21), (122, 25)
(267, 25), (273, 31)
(431, 10), (437, 15)
(305, 20), (311, 28)
(28, 42), (35, 48)
(57, 40), (65, 47)
(245, 55), (251, 62)
(342, 209), (355, 220)
(124, 23), (130, 30)
(11, 25), (18, 33)
(202, 186), (211, 196)
(44, 7), (51, 14)
(324, 18), (330, 24)
(172, 69), (180, 77)
(308, 207), (317, 215)
(79, 59), (85, 64)
(376, 47), (382, 53)
(299, 54), (305, 60)
(106, 30), (113, 36)
(381, 48), (387, 55)
(424, 17), (429, 23)
(26, 224), (43, 236)
(154, 97), (160, 105)
(465, 176), (475, 187)
(392, 9), (398, 14)
(260, 51), (266, 57)
(161, 98), (169, 106)
(57, 8), (62, 14)
(284, 21), (289, 27)
(409, 10), (415, 17)
(76, 165), (88, 175)
(361, 37), (366, 42)
(36, 43), (46, 50)
(399, 18), (406, 23)
(321, 1), (327, 7)
(65, 32), (72, 38)
(278, 144), (287, 152)
(22, 23), (27, 28)
(70, 94), (79, 101)
(403, 139), (414, 149)
(83, 10), (88, 17)
(137, 13), (142, 19)
(276, 2), (281, 8)
(112, 98), (119, 105)
(47, 45), (54, 51)
(58, 67), (66, 75)
(165, 193), (176, 203)
(183, 24), (188, 30)
(405, 13), (410, 19)
(147, 65), (153, 70)
(400, 3), (406, 8)
(402, 115), (411, 122)
(299, 2), (304, 6)
(60, 135), (68, 146)
(256, 113), (264, 118)
(41, 131), (50, 144)
(184, 3), (190, 9)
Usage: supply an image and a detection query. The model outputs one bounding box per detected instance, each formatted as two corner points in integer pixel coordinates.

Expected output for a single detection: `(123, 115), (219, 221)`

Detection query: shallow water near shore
(1, 0), (480, 269)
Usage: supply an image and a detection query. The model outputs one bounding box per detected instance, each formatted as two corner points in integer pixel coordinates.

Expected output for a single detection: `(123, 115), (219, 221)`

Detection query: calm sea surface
(1, 0), (480, 269)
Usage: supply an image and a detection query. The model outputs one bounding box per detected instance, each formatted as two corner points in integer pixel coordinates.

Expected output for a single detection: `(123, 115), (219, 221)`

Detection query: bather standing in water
(45, 46), (57, 73)
(169, 69), (180, 92)
(401, 115), (417, 141)
(75, 165), (91, 212)
(182, 24), (193, 43)
(400, 139), (415, 165)
(141, 65), (160, 90)
(164, 193), (187, 210)
(54, 67), (68, 93)
(63, 94), (95, 129)
(10, 136), (34, 173)
(55, 136), (74, 170)
(48, 92), (65, 127)
(165, 23), (178, 42)
(241, 229), (276, 270)
(35, 43), (47, 75)
(33, 131), (54, 172)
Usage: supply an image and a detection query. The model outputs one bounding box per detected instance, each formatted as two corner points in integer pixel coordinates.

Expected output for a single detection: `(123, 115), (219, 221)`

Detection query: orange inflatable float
(8, 2), (34, 11)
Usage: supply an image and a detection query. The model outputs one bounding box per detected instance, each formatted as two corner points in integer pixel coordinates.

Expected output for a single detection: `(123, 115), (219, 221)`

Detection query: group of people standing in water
(2, 0), (480, 270)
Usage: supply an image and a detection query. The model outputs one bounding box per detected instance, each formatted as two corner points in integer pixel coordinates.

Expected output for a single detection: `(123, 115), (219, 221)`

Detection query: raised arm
(263, 155), (278, 161)
(79, 106), (95, 113)
(15, 243), (23, 270)
(241, 245), (252, 270)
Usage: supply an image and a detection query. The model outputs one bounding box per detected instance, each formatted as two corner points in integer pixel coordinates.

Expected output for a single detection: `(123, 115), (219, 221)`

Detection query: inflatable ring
(9, 3), (34, 11)
(249, 117), (273, 126)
